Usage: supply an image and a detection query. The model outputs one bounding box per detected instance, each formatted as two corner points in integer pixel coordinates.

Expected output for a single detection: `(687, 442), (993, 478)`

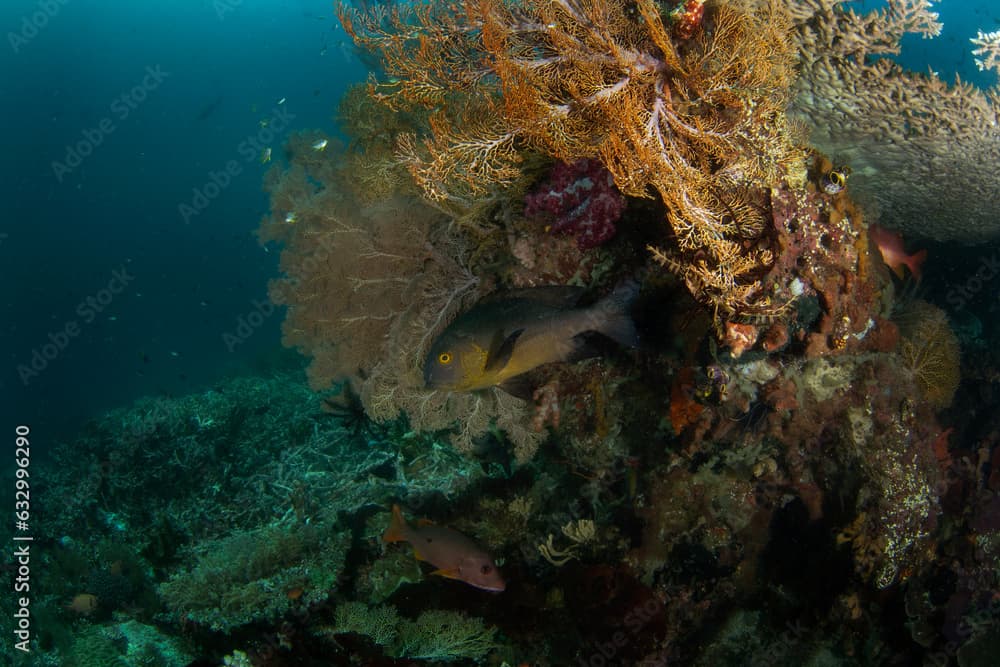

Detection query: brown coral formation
(895, 300), (961, 410)
(259, 133), (545, 461)
(340, 0), (804, 322)
(252, 4), (991, 660)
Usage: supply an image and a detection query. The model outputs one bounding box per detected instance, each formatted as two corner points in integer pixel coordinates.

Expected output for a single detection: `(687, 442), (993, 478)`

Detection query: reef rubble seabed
(5, 340), (998, 666)
(9, 0), (1000, 665)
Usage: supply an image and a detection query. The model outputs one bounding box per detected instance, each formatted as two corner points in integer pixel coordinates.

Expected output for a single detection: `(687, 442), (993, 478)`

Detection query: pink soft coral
(524, 159), (625, 250)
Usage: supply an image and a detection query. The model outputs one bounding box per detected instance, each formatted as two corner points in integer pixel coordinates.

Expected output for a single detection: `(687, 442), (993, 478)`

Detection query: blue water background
(1, 0), (366, 446)
(0, 0), (995, 451)
(851, 0), (998, 88)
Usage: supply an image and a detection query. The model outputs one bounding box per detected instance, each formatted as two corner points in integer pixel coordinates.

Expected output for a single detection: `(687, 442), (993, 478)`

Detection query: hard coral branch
(971, 29), (1000, 75)
(787, 0), (1000, 242)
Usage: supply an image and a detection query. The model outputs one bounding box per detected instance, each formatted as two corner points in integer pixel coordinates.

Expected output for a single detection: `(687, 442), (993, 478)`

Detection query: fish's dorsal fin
(480, 285), (586, 309)
(416, 518), (435, 527)
(485, 328), (524, 373)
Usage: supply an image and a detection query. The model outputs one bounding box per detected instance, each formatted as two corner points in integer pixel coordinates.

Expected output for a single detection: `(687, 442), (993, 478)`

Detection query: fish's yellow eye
(438, 352), (453, 365)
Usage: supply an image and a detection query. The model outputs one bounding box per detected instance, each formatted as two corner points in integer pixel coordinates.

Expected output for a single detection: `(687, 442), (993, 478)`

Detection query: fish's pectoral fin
(498, 375), (536, 400)
(485, 328), (524, 373)
(411, 547), (426, 561)
(430, 567), (462, 580)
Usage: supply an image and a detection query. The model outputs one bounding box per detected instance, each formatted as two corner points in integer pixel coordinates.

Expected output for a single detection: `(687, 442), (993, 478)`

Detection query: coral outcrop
(340, 0), (804, 321)
(786, 0), (1000, 241)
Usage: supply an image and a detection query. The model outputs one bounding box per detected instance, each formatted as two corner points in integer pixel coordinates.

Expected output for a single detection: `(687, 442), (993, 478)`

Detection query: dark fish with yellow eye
(821, 165), (851, 194)
(424, 283), (639, 397)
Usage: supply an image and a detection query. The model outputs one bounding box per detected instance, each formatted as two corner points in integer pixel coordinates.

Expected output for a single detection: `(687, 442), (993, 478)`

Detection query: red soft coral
(524, 159), (625, 250)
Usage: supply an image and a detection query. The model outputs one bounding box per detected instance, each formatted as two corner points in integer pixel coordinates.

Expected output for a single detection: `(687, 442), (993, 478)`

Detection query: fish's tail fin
(383, 504), (409, 543)
(907, 249), (928, 283)
(591, 280), (641, 348)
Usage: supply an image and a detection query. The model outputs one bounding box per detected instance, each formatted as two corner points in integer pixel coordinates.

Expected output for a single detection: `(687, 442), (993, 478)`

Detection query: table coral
(786, 0), (1000, 242)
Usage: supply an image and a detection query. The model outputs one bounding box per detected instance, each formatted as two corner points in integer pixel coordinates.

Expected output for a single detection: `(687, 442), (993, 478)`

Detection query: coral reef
(2, 373), (515, 663)
(328, 603), (500, 661)
(896, 300), (962, 409)
(158, 522), (350, 631)
(16, 1), (1000, 666)
(340, 0), (804, 321)
(242, 0), (1000, 662)
(786, 0), (1000, 241)
(4, 348), (991, 665)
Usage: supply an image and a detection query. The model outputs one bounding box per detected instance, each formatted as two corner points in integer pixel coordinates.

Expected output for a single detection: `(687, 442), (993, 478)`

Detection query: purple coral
(524, 158), (625, 250)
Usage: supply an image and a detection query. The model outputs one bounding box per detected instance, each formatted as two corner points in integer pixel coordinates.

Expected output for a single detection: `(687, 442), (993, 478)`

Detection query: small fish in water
(870, 224), (927, 282)
(424, 283), (639, 396)
(277, 97), (286, 105)
(284, 211), (297, 224)
(311, 138), (328, 151)
(260, 147), (272, 164)
(66, 593), (99, 615)
(383, 504), (505, 592)
(821, 165), (851, 194)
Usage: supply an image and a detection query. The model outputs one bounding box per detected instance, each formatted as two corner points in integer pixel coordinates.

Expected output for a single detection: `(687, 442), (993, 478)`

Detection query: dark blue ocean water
(1, 1), (367, 445)
(0, 0), (996, 449)
(853, 0), (998, 89)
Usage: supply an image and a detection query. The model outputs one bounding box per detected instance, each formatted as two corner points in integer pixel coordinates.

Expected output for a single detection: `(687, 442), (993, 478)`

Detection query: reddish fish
(870, 225), (927, 282)
(383, 504), (505, 592)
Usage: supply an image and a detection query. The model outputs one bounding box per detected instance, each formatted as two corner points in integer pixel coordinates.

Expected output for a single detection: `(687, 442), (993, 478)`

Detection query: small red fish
(869, 225), (927, 282)
(383, 504), (505, 592)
